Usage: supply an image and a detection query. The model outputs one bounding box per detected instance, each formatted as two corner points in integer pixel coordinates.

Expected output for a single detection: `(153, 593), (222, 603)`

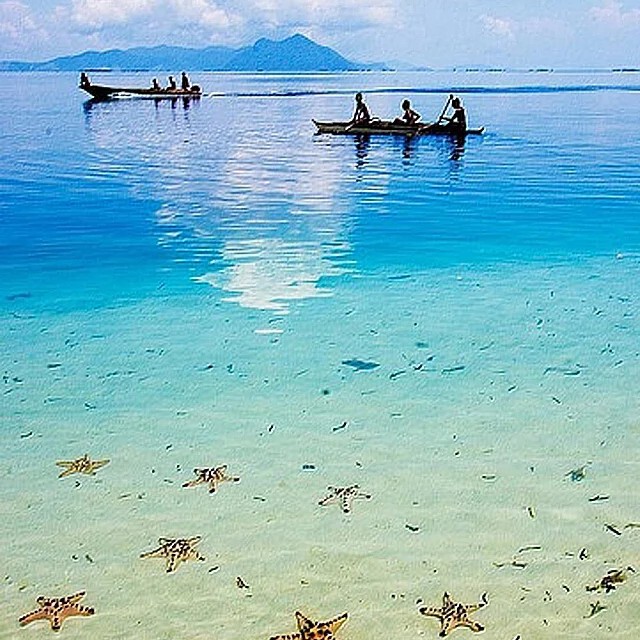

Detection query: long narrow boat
(313, 119), (484, 136)
(80, 83), (203, 101)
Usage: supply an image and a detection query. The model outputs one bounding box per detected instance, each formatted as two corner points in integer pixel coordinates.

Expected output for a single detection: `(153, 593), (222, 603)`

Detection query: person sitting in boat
(167, 76), (177, 91)
(181, 72), (190, 91)
(151, 78), (162, 92)
(394, 99), (421, 125)
(350, 92), (371, 125)
(440, 96), (467, 131)
(79, 72), (91, 89)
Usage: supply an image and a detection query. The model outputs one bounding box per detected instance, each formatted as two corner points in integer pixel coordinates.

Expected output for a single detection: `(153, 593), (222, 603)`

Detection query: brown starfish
(182, 465), (240, 493)
(319, 485), (371, 513)
(19, 591), (95, 631)
(419, 592), (488, 637)
(270, 611), (348, 640)
(140, 536), (205, 573)
(586, 566), (635, 593)
(56, 454), (109, 478)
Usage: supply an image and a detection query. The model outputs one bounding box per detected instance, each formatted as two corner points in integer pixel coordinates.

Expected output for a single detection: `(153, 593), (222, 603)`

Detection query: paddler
(440, 96), (467, 131)
(350, 92), (371, 125)
(394, 99), (421, 125)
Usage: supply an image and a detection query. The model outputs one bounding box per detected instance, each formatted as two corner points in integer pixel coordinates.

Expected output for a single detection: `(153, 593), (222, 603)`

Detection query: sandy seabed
(2, 256), (640, 639)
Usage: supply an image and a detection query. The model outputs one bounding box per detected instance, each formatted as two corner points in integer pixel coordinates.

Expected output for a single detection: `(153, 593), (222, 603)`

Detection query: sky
(1, 0), (639, 67)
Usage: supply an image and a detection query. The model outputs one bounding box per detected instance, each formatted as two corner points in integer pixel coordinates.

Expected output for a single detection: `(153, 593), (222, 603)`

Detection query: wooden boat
(80, 83), (203, 101)
(313, 119), (484, 137)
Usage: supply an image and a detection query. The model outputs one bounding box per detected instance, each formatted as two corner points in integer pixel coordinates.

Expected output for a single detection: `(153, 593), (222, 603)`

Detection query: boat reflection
(354, 134), (370, 173)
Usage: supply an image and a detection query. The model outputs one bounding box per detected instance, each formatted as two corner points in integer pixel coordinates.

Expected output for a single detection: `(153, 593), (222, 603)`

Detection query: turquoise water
(1, 71), (640, 638)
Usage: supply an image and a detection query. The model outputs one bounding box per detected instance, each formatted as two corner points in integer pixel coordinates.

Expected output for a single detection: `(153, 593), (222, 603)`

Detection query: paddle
(437, 93), (454, 124)
(418, 94), (453, 133)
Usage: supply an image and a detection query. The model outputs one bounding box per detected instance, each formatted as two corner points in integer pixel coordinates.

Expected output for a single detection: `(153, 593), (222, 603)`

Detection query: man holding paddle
(422, 94), (467, 133)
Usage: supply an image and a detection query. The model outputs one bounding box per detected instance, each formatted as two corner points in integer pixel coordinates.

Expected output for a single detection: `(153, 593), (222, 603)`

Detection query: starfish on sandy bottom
(56, 454), (110, 478)
(319, 485), (371, 513)
(419, 592), (488, 637)
(270, 611), (348, 640)
(182, 465), (240, 493)
(140, 536), (205, 573)
(587, 566), (635, 593)
(19, 591), (95, 631)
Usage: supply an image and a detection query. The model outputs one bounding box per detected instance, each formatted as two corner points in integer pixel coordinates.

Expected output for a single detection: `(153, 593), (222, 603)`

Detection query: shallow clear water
(1, 71), (640, 638)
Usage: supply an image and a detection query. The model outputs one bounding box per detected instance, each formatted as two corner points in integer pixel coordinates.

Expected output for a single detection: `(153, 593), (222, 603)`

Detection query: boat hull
(81, 84), (202, 101)
(313, 120), (484, 136)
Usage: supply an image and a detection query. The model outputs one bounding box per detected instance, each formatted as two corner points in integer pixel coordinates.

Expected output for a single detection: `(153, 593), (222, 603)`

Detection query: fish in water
(341, 359), (380, 371)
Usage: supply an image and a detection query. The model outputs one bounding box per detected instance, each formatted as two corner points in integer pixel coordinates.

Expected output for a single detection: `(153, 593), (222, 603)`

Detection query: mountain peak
(0, 34), (375, 72)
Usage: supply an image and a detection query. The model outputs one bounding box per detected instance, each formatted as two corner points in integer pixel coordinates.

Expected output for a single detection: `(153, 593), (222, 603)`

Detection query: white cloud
(480, 14), (516, 40)
(0, 1), (48, 48)
(589, 0), (640, 27)
(64, 0), (238, 32)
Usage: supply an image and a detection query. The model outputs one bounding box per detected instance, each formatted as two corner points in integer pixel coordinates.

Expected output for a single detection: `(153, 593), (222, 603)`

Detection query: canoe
(80, 83), (203, 100)
(313, 119), (484, 136)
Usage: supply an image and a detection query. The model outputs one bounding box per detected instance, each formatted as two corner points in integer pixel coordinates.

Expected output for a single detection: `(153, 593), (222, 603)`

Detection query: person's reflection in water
(402, 135), (415, 165)
(449, 134), (466, 163)
(354, 133), (370, 172)
(438, 133), (466, 180)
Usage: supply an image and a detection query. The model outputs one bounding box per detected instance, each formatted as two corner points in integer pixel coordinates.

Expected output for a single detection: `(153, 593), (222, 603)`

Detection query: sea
(1, 70), (639, 639)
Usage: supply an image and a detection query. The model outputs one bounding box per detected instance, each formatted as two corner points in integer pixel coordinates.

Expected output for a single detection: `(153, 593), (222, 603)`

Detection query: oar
(437, 93), (453, 124)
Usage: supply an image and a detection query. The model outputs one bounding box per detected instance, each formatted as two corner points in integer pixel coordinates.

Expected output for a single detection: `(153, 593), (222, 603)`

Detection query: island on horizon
(0, 33), (395, 73)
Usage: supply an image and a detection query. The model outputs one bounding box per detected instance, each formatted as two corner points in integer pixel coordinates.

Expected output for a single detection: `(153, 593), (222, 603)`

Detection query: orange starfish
(19, 591), (95, 631)
(56, 454), (110, 478)
(270, 611), (348, 640)
(319, 485), (371, 513)
(140, 536), (205, 573)
(419, 592), (487, 636)
(182, 465), (240, 493)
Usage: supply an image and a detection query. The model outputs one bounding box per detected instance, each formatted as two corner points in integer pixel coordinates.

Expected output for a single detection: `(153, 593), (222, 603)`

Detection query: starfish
(419, 592), (488, 637)
(182, 465), (240, 493)
(587, 567), (635, 593)
(270, 611), (348, 640)
(319, 485), (371, 513)
(140, 536), (205, 573)
(19, 591), (95, 631)
(56, 454), (110, 478)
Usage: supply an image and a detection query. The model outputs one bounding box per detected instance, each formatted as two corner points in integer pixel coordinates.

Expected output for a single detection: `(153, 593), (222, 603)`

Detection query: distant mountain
(0, 34), (378, 72)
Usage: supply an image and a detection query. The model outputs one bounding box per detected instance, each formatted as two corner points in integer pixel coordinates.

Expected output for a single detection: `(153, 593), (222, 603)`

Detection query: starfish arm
(269, 634), (302, 640)
(18, 608), (48, 627)
(67, 592), (87, 605)
(318, 494), (338, 507)
(166, 555), (178, 573)
(140, 546), (164, 559)
(182, 478), (204, 488)
(462, 603), (483, 614)
(327, 612), (348, 633)
(458, 618), (484, 632)
(207, 479), (219, 493)
(89, 459), (110, 473)
(191, 550), (206, 562)
(56, 462), (76, 478)
(355, 491), (372, 500)
(340, 494), (353, 513)
(419, 606), (444, 620)
(295, 611), (315, 632)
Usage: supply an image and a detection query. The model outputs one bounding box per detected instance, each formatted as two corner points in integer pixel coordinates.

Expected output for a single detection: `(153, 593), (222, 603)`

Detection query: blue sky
(2, 0), (639, 67)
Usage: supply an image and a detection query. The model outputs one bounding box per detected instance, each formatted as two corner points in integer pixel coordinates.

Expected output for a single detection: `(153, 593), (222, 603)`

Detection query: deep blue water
(2, 71), (640, 311)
